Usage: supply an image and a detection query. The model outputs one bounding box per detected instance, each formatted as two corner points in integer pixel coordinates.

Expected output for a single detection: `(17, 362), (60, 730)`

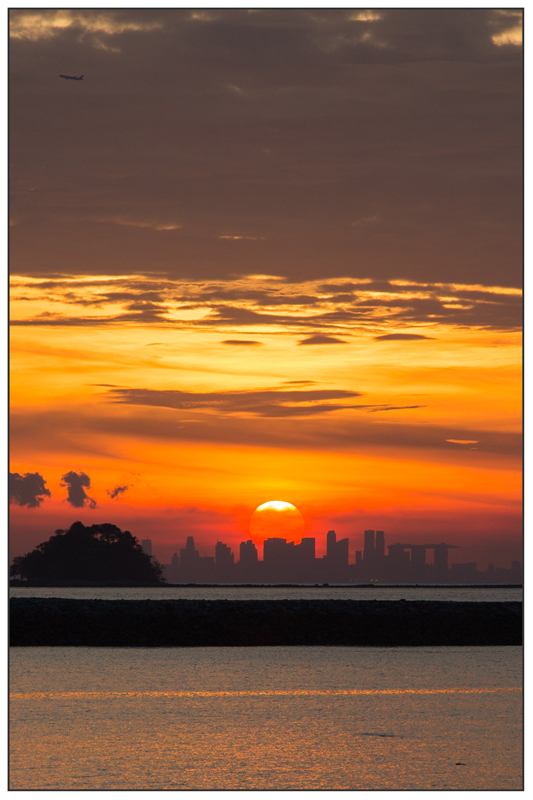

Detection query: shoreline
(9, 581), (522, 589)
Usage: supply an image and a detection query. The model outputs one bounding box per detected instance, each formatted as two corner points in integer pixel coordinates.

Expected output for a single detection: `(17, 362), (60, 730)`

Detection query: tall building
(410, 544), (426, 579)
(299, 538), (316, 562)
(263, 538), (288, 579)
(375, 531), (385, 560)
(327, 530), (337, 560)
(334, 537), (349, 567)
(323, 530), (349, 582)
(215, 541), (234, 569)
(294, 536), (316, 571)
(163, 551), (180, 583)
(387, 543), (410, 581)
(141, 539), (152, 557)
(292, 537), (316, 582)
(433, 543), (450, 581)
(363, 530), (375, 569)
(238, 540), (259, 581)
(180, 536), (200, 580)
(215, 541), (235, 582)
(239, 540), (258, 566)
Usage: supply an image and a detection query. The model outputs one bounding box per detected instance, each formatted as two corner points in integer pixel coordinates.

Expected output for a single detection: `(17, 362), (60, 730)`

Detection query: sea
(10, 585), (522, 791)
(8, 584), (523, 602)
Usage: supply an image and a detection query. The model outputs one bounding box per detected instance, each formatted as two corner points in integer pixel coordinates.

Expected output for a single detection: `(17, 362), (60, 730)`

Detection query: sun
(249, 500), (305, 542)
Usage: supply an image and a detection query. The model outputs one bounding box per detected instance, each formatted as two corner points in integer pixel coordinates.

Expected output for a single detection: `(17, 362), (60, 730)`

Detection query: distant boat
(59, 74), (83, 81)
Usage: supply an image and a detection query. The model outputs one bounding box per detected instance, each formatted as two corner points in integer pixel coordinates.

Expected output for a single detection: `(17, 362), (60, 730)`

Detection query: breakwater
(10, 598), (521, 647)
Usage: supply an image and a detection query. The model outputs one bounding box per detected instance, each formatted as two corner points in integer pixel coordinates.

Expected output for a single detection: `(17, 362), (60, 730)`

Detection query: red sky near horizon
(9, 9), (522, 569)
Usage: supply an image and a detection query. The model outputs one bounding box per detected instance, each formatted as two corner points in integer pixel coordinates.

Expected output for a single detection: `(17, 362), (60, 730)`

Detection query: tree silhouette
(10, 521), (165, 584)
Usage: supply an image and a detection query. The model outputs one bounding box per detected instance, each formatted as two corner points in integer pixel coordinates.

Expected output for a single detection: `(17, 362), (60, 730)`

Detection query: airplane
(59, 74), (84, 81)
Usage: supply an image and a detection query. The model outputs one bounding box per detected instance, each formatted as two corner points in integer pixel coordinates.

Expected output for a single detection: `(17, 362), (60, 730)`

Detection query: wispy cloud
(220, 339), (263, 346)
(368, 405), (424, 413)
(98, 217), (182, 232)
(104, 386), (366, 418)
(218, 235), (265, 241)
(491, 10), (522, 47)
(10, 10), (163, 41)
(374, 333), (434, 341)
(107, 484), (130, 500)
(11, 406), (521, 458)
(298, 334), (348, 345)
(351, 215), (378, 226)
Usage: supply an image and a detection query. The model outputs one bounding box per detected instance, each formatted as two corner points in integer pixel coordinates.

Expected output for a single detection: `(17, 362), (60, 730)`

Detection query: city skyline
(137, 528), (521, 585)
(10, 9), (522, 572)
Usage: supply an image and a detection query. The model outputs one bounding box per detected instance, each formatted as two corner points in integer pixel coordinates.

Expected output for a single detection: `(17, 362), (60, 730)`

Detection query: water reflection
(12, 686), (521, 700)
(10, 646), (522, 790)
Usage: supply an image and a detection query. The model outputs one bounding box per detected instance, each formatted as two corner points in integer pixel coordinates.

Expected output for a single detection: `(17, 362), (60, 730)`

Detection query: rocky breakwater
(10, 598), (522, 647)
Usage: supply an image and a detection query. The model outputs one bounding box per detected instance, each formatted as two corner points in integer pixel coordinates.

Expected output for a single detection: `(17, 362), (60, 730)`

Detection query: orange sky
(9, 9), (522, 568)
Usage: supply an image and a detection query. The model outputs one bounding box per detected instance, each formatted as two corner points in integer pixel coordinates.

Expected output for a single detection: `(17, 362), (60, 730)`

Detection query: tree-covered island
(10, 521), (165, 585)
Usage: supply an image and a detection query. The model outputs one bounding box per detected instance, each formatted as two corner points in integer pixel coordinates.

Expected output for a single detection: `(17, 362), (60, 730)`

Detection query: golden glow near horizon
(10, 272), (522, 563)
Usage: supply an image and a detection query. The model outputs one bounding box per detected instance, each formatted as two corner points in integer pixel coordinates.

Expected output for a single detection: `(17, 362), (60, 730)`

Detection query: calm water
(9, 585), (522, 602)
(10, 646), (522, 790)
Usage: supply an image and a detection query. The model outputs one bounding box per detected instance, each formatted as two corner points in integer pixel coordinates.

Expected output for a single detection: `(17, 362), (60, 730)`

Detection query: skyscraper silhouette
(215, 541), (234, 582)
(327, 530), (337, 560)
(363, 530), (375, 575)
(237, 539), (259, 581)
(141, 539), (152, 556)
(180, 536), (200, 580)
(433, 543), (450, 581)
(154, 529), (515, 586)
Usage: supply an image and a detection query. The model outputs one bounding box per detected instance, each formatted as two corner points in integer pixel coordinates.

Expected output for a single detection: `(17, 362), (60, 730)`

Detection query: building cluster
(141, 530), (522, 585)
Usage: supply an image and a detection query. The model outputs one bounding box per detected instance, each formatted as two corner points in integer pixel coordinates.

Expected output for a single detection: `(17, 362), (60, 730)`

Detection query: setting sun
(249, 501), (305, 543)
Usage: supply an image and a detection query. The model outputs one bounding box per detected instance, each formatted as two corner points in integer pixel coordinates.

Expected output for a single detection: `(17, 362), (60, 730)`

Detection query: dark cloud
(9, 9), (521, 288)
(298, 334), (348, 345)
(102, 412), (522, 458)
(104, 386), (364, 418)
(11, 406), (521, 459)
(198, 288), (320, 307)
(9, 471), (51, 507)
(204, 305), (289, 326)
(107, 484), (130, 500)
(60, 471), (97, 508)
(220, 339), (263, 346)
(375, 333), (435, 341)
(368, 405), (425, 412)
(10, 315), (118, 327)
(10, 275), (522, 332)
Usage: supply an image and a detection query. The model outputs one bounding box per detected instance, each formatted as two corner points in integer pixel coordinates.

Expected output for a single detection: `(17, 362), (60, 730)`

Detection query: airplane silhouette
(59, 74), (84, 81)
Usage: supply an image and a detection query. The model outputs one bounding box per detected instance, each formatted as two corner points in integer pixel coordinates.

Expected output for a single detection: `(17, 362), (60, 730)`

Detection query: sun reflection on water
(11, 686), (521, 700)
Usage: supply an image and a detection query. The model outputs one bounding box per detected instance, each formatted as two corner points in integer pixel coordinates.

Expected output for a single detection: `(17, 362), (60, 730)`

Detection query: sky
(9, 7), (522, 568)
